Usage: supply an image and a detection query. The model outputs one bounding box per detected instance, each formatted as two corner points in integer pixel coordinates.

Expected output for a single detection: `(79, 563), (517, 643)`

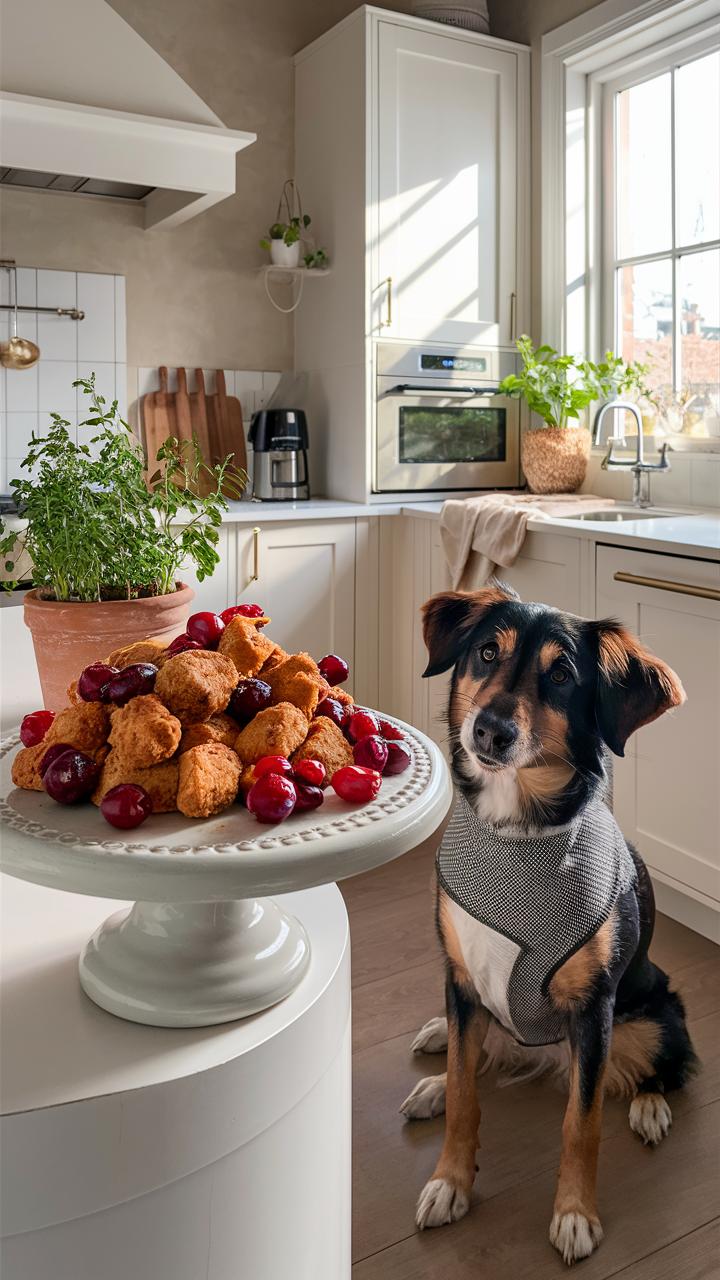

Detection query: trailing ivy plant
(499, 335), (652, 430)
(0, 375), (246, 601)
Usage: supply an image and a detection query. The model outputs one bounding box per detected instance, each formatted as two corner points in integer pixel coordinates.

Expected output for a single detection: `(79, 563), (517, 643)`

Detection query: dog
(400, 583), (697, 1266)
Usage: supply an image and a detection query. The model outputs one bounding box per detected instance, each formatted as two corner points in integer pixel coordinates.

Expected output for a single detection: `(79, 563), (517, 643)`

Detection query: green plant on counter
(0, 375), (246, 601)
(260, 214), (311, 251)
(499, 336), (654, 429)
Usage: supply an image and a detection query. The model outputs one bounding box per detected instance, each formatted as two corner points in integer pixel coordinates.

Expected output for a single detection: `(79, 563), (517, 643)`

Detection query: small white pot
(270, 239), (301, 268)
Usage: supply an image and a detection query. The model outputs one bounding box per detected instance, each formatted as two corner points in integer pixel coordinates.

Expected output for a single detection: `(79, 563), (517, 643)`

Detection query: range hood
(0, 0), (256, 230)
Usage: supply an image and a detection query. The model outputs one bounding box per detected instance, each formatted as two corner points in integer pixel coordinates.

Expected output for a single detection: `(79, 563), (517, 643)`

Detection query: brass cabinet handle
(613, 571), (720, 602)
(380, 276), (393, 328)
(249, 526), (261, 584)
(510, 291), (516, 341)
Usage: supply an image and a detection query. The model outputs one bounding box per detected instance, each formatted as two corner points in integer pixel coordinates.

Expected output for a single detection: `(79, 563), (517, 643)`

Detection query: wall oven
(374, 342), (520, 494)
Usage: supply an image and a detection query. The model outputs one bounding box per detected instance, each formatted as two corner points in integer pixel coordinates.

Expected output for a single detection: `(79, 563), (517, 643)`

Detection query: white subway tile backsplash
(235, 371), (263, 394)
(76, 362), (116, 408)
(14, 268), (37, 343)
(6, 365), (39, 414)
(5, 412), (39, 457)
(262, 371), (282, 396)
(39, 360), (78, 415)
(114, 277), (127, 364)
(37, 270), (77, 362)
(116, 364), (128, 420)
(77, 272), (115, 363)
(137, 367), (161, 397)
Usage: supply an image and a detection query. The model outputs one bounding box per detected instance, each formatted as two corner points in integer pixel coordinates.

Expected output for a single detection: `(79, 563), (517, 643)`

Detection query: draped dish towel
(440, 493), (616, 590)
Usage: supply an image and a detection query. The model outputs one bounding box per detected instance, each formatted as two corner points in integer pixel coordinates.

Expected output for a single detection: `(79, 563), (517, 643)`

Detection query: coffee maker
(248, 408), (310, 501)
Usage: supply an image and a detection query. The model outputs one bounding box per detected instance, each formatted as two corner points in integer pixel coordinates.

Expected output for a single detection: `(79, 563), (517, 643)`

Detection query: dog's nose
(473, 710), (519, 758)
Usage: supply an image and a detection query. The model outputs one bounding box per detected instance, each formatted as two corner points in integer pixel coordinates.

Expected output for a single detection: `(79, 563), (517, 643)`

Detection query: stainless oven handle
(384, 383), (501, 397)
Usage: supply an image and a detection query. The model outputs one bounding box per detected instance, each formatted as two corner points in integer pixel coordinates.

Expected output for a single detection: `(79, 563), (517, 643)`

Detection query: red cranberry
(186, 611), (225, 648)
(353, 735), (389, 772)
(384, 741), (412, 776)
(247, 774), (297, 823)
(292, 759), (326, 788)
(378, 717), (405, 742)
(105, 663), (158, 706)
(101, 783), (153, 829)
(39, 742), (74, 777)
(315, 697), (348, 729)
(229, 678), (272, 722)
(20, 709), (55, 747)
(293, 782), (325, 813)
(348, 710), (380, 743)
(78, 663), (119, 703)
(43, 749), (99, 804)
(318, 654), (349, 686)
(254, 755), (293, 780)
(221, 603), (268, 628)
(166, 633), (203, 658)
(331, 765), (382, 804)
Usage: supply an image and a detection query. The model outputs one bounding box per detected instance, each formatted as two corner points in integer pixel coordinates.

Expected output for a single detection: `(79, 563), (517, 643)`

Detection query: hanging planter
(259, 180), (329, 314)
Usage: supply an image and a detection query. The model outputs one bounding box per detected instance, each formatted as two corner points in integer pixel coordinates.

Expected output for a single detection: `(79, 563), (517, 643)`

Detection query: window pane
(678, 249), (720, 437)
(616, 73), (672, 259)
(675, 52), (720, 247)
(617, 258), (673, 394)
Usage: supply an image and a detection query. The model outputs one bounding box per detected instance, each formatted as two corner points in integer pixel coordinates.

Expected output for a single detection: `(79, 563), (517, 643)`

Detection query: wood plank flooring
(342, 833), (720, 1279)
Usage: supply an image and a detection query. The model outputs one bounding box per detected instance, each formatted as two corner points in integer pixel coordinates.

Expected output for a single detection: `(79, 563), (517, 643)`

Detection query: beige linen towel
(440, 493), (616, 590)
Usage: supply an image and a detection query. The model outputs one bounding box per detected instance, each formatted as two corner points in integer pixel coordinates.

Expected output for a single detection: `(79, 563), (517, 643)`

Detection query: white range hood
(0, 0), (256, 230)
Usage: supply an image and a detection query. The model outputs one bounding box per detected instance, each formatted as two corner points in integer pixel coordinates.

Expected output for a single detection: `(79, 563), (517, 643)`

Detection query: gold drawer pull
(249, 526), (261, 584)
(613, 571), (720, 602)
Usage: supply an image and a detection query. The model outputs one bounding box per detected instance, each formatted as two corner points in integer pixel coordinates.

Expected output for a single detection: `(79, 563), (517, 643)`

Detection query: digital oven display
(420, 354), (488, 373)
(399, 407), (506, 464)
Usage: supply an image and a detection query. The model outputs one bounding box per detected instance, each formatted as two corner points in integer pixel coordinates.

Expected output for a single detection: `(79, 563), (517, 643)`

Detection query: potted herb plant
(260, 216), (311, 268)
(0, 376), (245, 710)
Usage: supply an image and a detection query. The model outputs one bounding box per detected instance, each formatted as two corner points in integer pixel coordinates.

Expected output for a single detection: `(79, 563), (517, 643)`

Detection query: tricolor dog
(401, 584), (697, 1265)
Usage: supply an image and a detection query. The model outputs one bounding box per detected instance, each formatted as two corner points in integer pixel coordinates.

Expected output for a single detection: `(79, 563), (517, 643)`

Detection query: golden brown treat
(11, 743), (47, 791)
(108, 694), (181, 769)
(177, 743), (241, 819)
(332, 687), (355, 708)
(237, 763), (257, 801)
(92, 753), (179, 812)
(264, 653), (322, 716)
(105, 638), (165, 670)
(44, 702), (111, 757)
(260, 644), (288, 675)
(218, 616), (275, 677)
(179, 713), (239, 754)
(66, 679), (82, 706)
(154, 650), (237, 726)
(291, 716), (353, 782)
(234, 702), (308, 763)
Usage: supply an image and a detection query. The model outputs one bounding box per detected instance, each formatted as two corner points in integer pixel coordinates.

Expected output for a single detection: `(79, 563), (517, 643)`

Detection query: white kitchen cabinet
(174, 525), (233, 615)
(596, 545), (720, 932)
(498, 530), (590, 615)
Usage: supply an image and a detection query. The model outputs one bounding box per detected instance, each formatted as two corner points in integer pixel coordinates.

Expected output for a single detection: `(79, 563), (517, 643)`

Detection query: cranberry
(318, 654), (349, 686)
(78, 662), (119, 703)
(384, 741), (412, 776)
(332, 765), (382, 804)
(166, 633), (203, 657)
(43, 749), (99, 804)
(315, 697), (348, 729)
(221, 603), (268, 628)
(39, 742), (74, 777)
(101, 783), (153, 830)
(20, 709), (55, 747)
(378, 717), (405, 742)
(186, 611), (225, 648)
(292, 759), (327, 788)
(229, 677), (272, 722)
(293, 782), (325, 813)
(247, 774), (297, 824)
(348, 710), (381, 743)
(353, 735), (389, 772)
(105, 663), (158, 706)
(254, 755), (293, 780)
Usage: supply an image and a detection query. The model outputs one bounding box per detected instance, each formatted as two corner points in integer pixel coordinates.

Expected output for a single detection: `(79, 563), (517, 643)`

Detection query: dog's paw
(629, 1093), (672, 1145)
(411, 1016), (449, 1055)
(549, 1211), (603, 1265)
(399, 1073), (447, 1120)
(416, 1178), (470, 1230)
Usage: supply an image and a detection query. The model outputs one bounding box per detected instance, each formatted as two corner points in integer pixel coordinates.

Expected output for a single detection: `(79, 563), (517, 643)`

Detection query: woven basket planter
(521, 427), (591, 495)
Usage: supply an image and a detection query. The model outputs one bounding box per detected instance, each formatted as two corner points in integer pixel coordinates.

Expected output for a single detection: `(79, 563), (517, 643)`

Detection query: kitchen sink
(557, 509), (679, 522)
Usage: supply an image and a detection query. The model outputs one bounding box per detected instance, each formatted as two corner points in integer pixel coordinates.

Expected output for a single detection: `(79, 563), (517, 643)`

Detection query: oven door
(374, 380), (520, 493)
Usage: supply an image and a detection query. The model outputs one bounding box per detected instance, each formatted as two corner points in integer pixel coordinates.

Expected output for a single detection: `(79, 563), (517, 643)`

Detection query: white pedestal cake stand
(0, 716), (451, 1027)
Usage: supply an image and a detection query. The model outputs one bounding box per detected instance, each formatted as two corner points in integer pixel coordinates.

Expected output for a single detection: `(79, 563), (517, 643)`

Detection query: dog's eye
(480, 643), (498, 663)
(550, 666), (570, 685)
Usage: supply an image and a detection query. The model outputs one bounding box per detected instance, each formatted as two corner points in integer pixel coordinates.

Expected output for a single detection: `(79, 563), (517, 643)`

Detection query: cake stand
(0, 716), (451, 1028)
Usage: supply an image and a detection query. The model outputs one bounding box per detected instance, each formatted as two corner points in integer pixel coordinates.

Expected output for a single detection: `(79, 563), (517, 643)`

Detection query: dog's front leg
(416, 975), (488, 1230)
(550, 990), (614, 1265)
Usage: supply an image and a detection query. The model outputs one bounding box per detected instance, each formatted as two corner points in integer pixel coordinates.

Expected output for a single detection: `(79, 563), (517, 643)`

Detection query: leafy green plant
(0, 375), (246, 601)
(303, 248), (329, 270)
(260, 214), (311, 251)
(499, 336), (653, 429)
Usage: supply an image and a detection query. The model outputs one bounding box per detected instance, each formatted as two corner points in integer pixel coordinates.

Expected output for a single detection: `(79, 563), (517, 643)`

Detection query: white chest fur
(446, 896), (521, 1036)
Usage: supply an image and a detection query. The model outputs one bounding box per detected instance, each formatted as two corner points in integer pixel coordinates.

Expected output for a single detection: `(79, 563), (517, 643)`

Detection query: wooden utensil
(188, 369), (214, 496)
(206, 370), (247, 495)
(142, 366), (176, 476)
(174, 367), (194, 445)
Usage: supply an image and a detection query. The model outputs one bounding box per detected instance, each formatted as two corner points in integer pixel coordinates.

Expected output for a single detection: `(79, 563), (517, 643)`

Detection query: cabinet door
(499, 532), (584, 614)
(174, 526), (233, 615)
(236, 521), (356, 690)
(596, 546), (720, 910)
(373, 21), (518, 346)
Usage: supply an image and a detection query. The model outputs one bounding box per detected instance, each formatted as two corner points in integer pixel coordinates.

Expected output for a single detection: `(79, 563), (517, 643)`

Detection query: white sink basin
(557, 508), (680, 522)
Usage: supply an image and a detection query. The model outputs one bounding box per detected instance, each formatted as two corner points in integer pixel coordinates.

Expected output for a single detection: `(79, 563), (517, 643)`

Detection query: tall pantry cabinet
(294, 6), (530, 502)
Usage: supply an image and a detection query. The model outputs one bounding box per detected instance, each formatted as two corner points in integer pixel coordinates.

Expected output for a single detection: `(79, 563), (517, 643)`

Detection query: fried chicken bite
(234, 702), (308, 763)
(218, 616), (276, 677)
(263, 653), (323, 720)
(260, 644), (288, 675)
(291, 716), (353, 782)
(93, 753), (179, 813)
(108, 694), (181, 769)
(11, 742), (47, 791)
(44, 702), (111, 757)
(179, 713), (238, 754)
(105, 639), (166, 669)
(154, 650), (237, 726)
(177, 743), (241, 819)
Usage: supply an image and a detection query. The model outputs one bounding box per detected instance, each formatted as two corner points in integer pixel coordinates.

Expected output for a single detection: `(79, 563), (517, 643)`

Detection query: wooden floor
(341, 834), (720, 1280)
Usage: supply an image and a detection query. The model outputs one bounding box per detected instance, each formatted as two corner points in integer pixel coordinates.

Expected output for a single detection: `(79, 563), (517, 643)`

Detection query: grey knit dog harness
(437, 795), (636, 1046)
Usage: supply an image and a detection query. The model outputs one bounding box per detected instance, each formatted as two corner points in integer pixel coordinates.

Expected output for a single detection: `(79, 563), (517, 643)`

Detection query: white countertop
(217, 497), (405, 522)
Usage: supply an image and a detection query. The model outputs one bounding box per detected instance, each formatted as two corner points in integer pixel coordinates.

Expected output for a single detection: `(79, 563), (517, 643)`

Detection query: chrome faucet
(592, 399), (669, 508)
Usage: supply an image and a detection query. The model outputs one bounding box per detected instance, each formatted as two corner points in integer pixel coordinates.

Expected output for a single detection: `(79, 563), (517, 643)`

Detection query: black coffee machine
(248, 408), (310, 501)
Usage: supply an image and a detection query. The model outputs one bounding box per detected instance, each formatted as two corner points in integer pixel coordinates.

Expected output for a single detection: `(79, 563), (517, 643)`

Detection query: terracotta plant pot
(24, 584), (194, 711)
(521, 426), (591, 494)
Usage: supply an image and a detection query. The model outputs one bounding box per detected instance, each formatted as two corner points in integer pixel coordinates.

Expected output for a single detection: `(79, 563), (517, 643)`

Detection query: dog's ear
(421, 586), (513, 677)
(590, 619), (685, 756)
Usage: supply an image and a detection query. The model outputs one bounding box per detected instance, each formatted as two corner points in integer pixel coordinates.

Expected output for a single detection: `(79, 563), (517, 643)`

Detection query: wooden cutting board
(188, 369), (214, 497)
(142, 366), (176, 476)
(206, 370), (247, 495)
